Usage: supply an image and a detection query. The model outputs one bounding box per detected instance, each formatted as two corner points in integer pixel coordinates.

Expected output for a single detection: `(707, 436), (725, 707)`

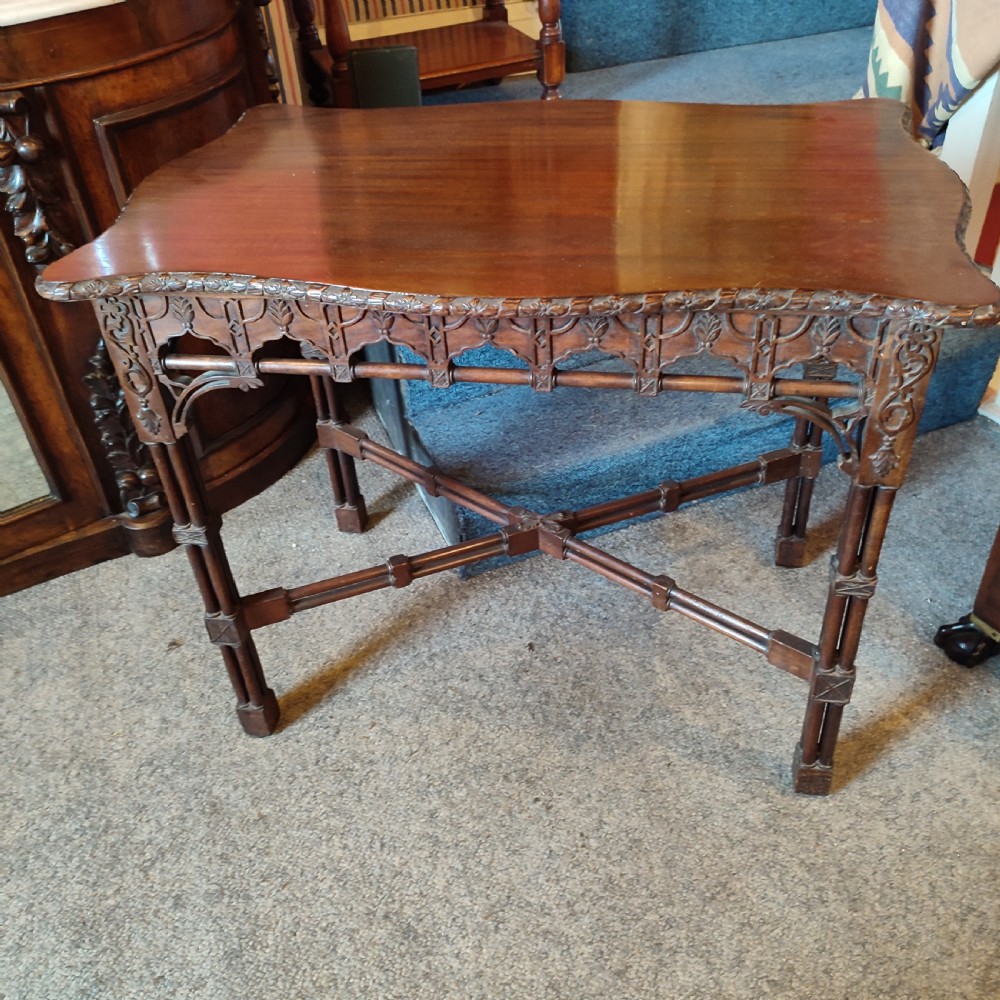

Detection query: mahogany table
(38, 100), (1000, 794)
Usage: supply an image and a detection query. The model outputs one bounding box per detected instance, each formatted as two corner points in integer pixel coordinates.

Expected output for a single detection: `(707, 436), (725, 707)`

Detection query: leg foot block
(775, 534), (807, 568)
(335, 498), (368, 533)
(236, 687), (280, 736)
(792, 743), (833, 795)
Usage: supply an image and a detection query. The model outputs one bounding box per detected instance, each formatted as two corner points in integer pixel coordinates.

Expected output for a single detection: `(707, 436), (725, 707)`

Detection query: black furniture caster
(934, 615), (1000, 667)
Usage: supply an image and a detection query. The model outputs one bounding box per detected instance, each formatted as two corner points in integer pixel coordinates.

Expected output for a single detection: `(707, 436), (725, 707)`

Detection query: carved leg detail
(775, 415), (823, 568)
(150, 440), (279, 736)
(310, 375), (368, 533)
(794, 483), (896, 794)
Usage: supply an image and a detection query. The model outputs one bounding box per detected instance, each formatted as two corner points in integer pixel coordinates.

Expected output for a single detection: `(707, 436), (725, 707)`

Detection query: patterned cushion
(862, 0), (1000, 147)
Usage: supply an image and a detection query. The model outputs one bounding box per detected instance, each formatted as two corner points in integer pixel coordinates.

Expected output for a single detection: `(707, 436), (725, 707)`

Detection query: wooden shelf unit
(289, 0), (563, 106)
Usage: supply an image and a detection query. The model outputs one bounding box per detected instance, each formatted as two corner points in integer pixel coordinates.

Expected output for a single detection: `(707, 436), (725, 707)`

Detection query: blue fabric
(389, 22), (1000, 568)
(561, 0), (877, 72)
(388, 327), (1000, 564)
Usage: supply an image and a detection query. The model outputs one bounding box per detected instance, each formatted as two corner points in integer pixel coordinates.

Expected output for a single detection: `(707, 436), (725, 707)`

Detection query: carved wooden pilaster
(2, 93), (167, 527)
(0, 92), (74, 266)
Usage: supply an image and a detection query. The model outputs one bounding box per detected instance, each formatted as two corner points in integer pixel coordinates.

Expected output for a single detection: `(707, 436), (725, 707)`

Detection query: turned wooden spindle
(537, 0), (564, 100)
(288, 0), (334, 105)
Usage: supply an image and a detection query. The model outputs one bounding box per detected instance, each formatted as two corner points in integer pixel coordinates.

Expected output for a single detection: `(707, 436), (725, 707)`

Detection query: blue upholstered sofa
(561, 0), (878, 72)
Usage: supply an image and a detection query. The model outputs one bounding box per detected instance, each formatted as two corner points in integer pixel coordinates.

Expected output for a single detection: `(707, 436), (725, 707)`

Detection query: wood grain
(41, 99), (999, 314)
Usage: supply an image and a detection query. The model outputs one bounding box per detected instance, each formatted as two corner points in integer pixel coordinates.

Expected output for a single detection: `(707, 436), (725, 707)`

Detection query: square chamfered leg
(792, 318), (943, 793)
(150, 438), (279, 736)
(774, 412), (824, 568)
(309, 374), (368, 533)
(794, 483), (895, 793)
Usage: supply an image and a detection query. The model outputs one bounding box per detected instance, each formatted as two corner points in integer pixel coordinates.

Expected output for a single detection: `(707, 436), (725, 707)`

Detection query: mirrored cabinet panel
(0, 379), (51, 512)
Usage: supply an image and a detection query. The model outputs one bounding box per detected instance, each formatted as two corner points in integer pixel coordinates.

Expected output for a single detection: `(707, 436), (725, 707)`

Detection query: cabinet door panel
(0, 0), (313, 597)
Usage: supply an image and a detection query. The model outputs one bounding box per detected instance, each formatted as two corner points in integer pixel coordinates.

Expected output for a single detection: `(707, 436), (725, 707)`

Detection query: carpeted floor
(2, 402), (999, 999)
(3, 25), (1000, 1000)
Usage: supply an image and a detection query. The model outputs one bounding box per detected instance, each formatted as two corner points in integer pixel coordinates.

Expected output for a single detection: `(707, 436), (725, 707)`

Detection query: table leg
(537, 0), (564, 100)
(150, 438), (280, 736)
(775, 414), (824, 567)
(310, 375), (368, 533)
(793, 482), (895, 793)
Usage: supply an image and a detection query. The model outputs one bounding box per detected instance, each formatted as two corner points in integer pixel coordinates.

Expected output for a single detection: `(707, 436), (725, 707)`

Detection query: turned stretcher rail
(159, 356), (862, 400)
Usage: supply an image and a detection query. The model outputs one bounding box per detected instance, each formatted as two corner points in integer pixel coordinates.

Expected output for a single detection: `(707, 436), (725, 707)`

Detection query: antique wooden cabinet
(0, 0), (314, 596)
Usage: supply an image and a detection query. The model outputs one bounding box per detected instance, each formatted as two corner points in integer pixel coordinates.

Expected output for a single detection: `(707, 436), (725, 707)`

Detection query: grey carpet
(2, 401), (999, 998)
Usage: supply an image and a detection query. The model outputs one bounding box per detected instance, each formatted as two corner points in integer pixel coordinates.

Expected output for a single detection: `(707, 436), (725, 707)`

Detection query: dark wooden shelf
(352, 19), (536, 90)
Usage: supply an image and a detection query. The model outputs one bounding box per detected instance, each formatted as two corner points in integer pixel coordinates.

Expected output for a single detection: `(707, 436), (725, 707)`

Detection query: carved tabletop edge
(32, 272), (1000, 327)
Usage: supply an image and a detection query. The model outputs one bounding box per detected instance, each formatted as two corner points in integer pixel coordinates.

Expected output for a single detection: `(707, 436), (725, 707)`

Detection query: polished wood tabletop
(39, 99), (1000, 317)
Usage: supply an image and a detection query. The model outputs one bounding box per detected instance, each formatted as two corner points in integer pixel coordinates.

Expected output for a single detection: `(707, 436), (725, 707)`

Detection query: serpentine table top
(38, 99), (1000, 320)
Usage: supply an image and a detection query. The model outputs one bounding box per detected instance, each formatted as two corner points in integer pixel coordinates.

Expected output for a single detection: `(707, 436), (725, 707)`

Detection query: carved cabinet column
(0, 0), (314, 596)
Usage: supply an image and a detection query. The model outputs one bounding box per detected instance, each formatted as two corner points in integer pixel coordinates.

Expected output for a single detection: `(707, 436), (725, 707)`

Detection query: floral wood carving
(0, 92), (74, 267)
(96, 297), (170, 442)
(89, 291), (949, 489)
(1, 92), (165, 518)
(126, 292), (884, 395)
(84, 341), (167, 516)
(867, 322), (941, 481)
(35, 271), (1000, 328)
